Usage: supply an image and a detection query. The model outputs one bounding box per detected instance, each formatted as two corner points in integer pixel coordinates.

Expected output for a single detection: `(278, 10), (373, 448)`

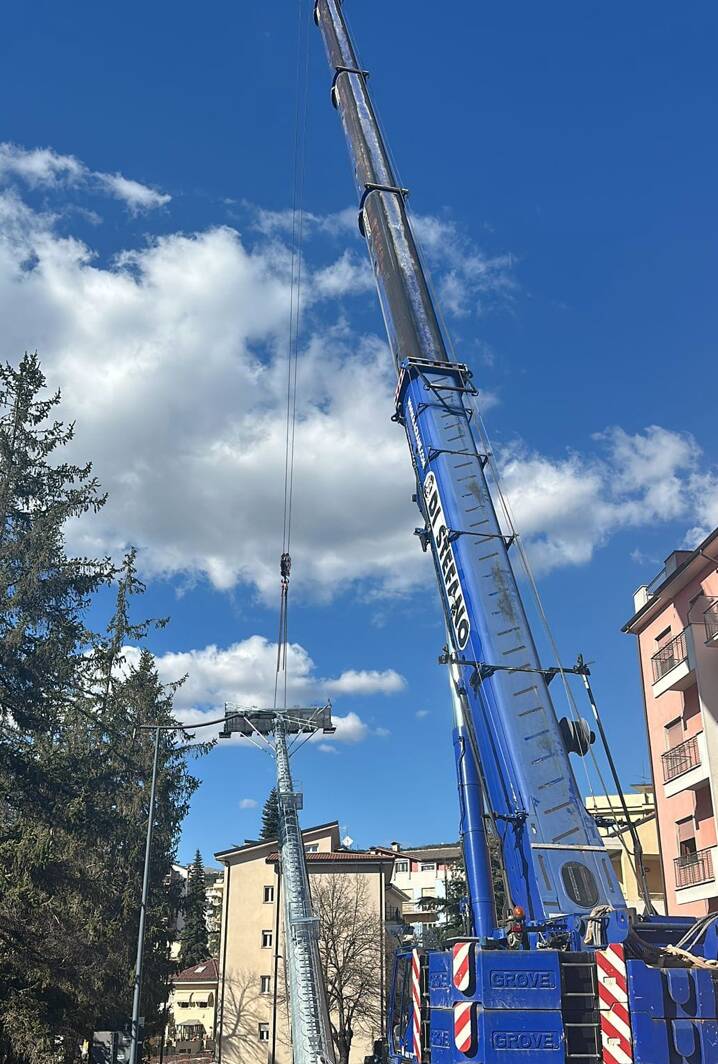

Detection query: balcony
(675, 847), (715, 894)
(663, 736), (700, 782)
(705, 602), (718, 645)
(651, 628), (695, 697)
(662, 732), (710, 797)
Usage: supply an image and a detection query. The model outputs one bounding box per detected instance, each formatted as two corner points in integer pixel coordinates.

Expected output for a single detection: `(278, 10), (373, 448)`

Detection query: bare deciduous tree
(313, 874), (385, 1064)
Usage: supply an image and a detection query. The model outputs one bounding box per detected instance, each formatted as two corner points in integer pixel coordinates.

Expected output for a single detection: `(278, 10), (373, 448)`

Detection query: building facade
(372, 842), (461, 941)
(214, 822), (400, 1064)
(584, 787), (665, 914)
(624, 531), (718, 915)
(168, 958), (219, 1045)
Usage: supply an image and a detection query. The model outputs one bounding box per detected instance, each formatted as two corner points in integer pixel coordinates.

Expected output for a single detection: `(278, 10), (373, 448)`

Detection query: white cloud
(330, 712), (369, 743)
(325, 669), (406, 695)
(411, 213), (516, 318)
(239, 798), (258, 809)
(0, 173), (714, 600)
(144, 636), (402, 744)
(0, 142), (170, 213)
(0, 187), (425, 599)
(96, 172), (171, 213)
(313, 249), (373, 298)
(415, 709), (430, 719)
(498, 425), (711, 573)
(249, 202), (516, 320)
(0, 143), (84, 186)
(318, 743), (338, 755)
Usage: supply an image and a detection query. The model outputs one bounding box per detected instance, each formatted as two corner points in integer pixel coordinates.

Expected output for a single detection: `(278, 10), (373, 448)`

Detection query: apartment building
(168, 958), (219, 1043)
(584, 787), (665, 914)
(168, 861), (224, 960)
(214, 821), (401, 1064)
(624, 529), (718, 915)
(370, 841), (461, 941)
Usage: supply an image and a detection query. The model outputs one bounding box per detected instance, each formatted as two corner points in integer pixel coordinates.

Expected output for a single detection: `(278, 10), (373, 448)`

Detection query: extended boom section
(314, 4), (718, 1063)
(315, 0), (626, 935)
(398, 358), (627, 929)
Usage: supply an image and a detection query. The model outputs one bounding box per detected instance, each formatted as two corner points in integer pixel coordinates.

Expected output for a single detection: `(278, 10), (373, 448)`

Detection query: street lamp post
(125, 712), (216, 1064)
(129, 725), (162, 1064)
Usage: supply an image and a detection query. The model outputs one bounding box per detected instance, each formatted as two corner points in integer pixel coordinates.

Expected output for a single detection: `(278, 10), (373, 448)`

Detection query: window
(677, 818), (697, 857)
(305, 843), (319, 853)
(261, 930), (273, 948)
(394, 860), (409, 873)
(421, 887), (436, 898)
(260, 976), (271, 995)
(655, 626), (672, 645)
(665, 718), (684, 750)
(259, 1024), (270, 1043)
(420, 862), (436, 872)
(263, 885), (275, 903)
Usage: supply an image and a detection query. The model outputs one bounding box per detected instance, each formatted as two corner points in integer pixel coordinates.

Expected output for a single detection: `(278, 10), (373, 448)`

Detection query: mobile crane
(313, 3), (718, 1061)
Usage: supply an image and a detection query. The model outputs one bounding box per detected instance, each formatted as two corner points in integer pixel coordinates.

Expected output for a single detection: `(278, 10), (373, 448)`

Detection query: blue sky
(1, 1), (716, 866)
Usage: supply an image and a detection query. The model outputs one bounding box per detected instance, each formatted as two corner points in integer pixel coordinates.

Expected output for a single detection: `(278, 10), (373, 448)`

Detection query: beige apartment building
(168, 958), (219, 1044)
(584, 787), (665, 914)
(624, 529), (718, 915)
(214, 821), (401, 1064)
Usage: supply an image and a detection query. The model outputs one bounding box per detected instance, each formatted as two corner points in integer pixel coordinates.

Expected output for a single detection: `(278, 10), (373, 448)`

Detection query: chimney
(391, 841), (401, 852)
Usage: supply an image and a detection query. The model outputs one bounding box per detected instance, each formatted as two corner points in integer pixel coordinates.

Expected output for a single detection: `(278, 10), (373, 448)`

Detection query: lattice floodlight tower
(220, 703), (337, 1064)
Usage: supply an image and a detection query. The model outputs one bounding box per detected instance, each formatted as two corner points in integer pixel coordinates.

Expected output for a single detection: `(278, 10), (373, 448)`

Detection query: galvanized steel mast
(220, 706), (336, 1064)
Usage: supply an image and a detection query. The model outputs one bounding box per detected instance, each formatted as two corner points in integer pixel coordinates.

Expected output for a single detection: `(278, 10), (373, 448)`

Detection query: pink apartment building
(623, 528), (718, 916)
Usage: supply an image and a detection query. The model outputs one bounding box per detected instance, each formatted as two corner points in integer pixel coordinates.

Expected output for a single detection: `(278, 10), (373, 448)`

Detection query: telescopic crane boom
(313, 5), (718, 1063)
(314, 0), (626, 937)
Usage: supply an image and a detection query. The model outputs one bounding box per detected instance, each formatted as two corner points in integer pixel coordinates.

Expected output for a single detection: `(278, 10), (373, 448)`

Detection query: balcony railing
(651, 630), (688, 683)
(705, 602), (718, 643)
(675, 847), (714, 890)
(662, 736), (701, 782)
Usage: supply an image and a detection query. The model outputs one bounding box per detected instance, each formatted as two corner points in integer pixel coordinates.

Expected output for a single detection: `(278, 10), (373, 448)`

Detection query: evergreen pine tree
(0, 354), (112, 1061)
(260, 787), (280, 840)
(0, 357), (208, 1062)
(180, 850), (210, 966)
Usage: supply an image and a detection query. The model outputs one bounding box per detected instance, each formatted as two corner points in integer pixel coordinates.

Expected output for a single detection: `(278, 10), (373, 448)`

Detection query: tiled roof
(373, 843), (461, 862)
(215, 821), (339, 860)
(402, 844), (461, 861)
(173, 958), (219, 983)
(266, 850), (395, 864)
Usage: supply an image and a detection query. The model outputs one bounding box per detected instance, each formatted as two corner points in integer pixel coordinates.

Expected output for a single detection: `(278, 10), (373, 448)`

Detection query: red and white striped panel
(596, 944), (633, 1064)
(452, 941), (472, 993)
(411, 949), (422, 1061)
(453, 1001), (474, 1055)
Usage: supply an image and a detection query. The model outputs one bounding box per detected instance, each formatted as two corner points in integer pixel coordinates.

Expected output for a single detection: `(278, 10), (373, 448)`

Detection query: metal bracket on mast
(330, 65), (370, 108)
(358, 182), (410, 236)
(437, 648), (588, 688)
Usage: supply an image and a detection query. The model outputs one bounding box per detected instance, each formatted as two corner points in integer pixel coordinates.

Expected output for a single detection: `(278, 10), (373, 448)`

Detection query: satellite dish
(342, 835), (354, 849)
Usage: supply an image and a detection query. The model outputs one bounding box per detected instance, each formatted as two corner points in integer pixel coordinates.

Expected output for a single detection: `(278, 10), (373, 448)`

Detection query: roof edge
(214, 820), (339, 861)
(622, 526), (718, 633)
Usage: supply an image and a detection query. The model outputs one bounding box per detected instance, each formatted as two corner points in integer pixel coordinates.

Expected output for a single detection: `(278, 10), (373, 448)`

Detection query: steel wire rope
(405, 169), (641, 880)
(274, 0), (311, 713)
(469, 410), (645, 881)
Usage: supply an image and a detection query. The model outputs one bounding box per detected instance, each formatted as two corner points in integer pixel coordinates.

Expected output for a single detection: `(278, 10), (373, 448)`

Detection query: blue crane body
(313, 2), (718, 1061)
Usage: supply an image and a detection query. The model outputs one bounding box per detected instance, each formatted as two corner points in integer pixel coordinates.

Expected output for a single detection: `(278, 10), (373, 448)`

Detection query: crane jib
(315, 0), (629, 936)
(397, 359), (628, 926)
